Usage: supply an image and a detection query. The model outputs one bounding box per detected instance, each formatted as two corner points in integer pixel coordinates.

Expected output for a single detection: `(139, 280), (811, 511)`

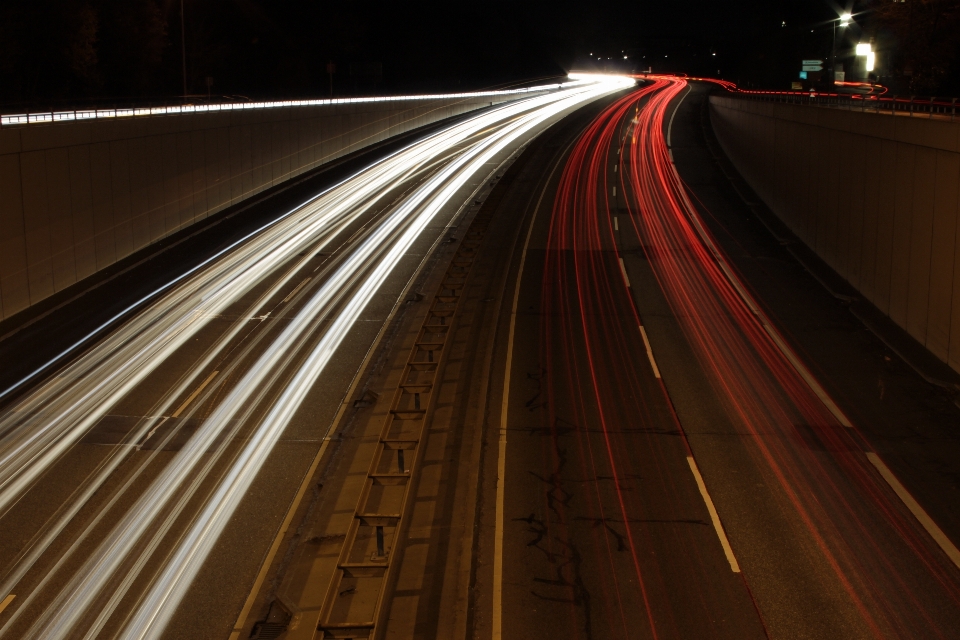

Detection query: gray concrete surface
(0, 90), (555, 322)
(710, 95), (960, 372)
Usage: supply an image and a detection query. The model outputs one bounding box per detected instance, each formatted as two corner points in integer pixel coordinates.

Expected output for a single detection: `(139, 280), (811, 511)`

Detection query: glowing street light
(831, 13), (853, 82)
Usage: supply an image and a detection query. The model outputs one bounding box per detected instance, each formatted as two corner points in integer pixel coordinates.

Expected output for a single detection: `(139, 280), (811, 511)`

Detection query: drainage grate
(250, 622), (287, 639)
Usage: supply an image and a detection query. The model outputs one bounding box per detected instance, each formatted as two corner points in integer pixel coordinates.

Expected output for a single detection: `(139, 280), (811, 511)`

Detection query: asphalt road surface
(4, 75), (960, 640)
(0, 76), (633, 640)
(481, 79), (960, 640)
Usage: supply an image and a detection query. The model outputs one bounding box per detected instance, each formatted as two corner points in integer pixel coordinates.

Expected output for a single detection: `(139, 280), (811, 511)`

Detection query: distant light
(712, 53), (716, 56)
(866, 51), (876, 71)
(840, 12), (852, 21)
(567, 72), (636, 83)
(623, 55), (628, 59)
(855, 43), (872, 55)
(781, 21), (786, 27)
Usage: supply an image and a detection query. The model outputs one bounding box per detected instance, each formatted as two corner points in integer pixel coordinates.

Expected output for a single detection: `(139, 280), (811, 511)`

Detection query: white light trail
(0, 74), (633, 639)
(0, 81), (586, 127)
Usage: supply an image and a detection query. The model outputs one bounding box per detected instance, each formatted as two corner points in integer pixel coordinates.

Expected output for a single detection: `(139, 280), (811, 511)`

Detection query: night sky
(0, 1), (891, 108)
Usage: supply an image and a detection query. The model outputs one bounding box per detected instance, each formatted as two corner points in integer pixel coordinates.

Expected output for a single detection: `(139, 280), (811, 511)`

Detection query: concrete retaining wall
(0, 92), (538, 321)
(710, 95), (960, 371)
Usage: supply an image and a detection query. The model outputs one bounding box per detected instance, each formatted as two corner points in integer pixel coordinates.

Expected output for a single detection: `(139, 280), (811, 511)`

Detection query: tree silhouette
(868, 0), (960, 94)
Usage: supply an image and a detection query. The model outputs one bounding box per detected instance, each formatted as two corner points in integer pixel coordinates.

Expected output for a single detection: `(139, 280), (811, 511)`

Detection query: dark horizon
(1, 1), (958, 111)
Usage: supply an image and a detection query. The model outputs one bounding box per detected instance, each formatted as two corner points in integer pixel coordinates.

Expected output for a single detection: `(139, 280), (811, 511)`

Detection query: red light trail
(538, 76), (960, 637)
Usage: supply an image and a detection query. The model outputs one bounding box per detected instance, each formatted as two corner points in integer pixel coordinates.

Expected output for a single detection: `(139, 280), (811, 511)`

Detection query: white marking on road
(687, 456), (740, 572)
(666, 83), (692, 148)
(171, 370), (219, 419)
(282, 277), (312, 303)
(141, 417), (169, 446)
(613, 185), (617, 197)
(638, 325), (661, 378)
(229, 144), (531, 640)
(614, 216), (619, 231)
(614, 164), (618, 173)
(0, 594), (14, 616)
(759, 324), (852, 427)
(494, 145), (569, 640)
(619, 257), (631, 288)
(663, 114), (855, 430)
(866, 452), (960, 570)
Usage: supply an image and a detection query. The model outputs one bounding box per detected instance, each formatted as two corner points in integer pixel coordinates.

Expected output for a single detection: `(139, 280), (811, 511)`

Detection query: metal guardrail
(711, 84), (959, 121)
(312, 197), (494, 639)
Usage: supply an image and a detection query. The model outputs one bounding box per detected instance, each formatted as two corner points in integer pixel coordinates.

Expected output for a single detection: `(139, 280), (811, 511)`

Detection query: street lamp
(830, 13), (853, 83)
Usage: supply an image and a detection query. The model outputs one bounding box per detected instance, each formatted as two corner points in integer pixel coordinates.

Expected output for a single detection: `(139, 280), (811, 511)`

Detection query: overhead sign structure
(802, 64), (823, 71)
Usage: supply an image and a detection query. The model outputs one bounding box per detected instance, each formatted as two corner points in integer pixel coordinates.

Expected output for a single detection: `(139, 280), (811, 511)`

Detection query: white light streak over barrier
(0, 81), (585, 127)
(0, 74), (633, 639)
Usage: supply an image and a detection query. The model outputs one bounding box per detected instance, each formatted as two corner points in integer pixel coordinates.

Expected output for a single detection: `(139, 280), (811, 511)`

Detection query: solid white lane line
(121, 82), (632, 640)
(619, 257), (631, 288)
(638, 325), (661, 379)
(666, 83), (692, 148)
(865, 452), (960, 570)
(0, 594), (14, 616)
(760, 324), (853, 428)
(687, 456), (741, 573)
(170, 371), (219, 419)
(281, 277), (312, 303)
(493, 142), (575, 640)
(228, 149), (524, 640)
(661, 85), (854, 431)
(492, 214), (534, 640)
(0, 80), (631, 640)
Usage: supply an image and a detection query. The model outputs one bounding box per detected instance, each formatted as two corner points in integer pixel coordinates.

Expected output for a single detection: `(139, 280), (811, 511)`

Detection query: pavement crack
(524, 368), (547, 411)
(528, 545), (593, 639)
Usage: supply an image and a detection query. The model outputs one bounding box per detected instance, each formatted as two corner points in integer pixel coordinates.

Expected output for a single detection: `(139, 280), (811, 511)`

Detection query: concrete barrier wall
(0, 92), (538, 321)
(710, 95), (960, 371)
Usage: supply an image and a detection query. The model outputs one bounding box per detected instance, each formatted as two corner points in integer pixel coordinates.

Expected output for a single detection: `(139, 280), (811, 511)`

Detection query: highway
(0, 74), (633, 639)
(485, 77), (960, 639)
(3, 73), (960, 640)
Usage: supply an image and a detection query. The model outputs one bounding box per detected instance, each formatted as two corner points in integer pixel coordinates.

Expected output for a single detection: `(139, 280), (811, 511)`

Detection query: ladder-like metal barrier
(315, 199), (495, 639)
